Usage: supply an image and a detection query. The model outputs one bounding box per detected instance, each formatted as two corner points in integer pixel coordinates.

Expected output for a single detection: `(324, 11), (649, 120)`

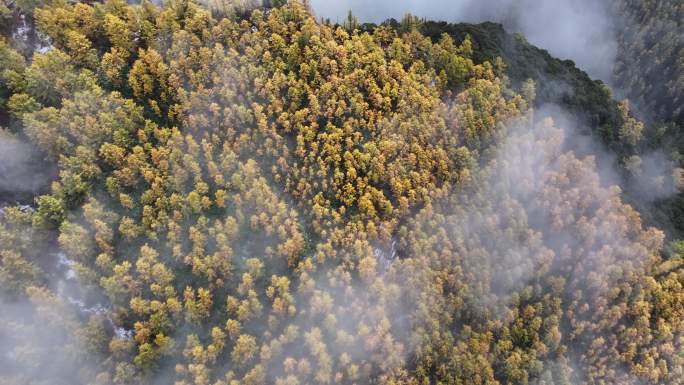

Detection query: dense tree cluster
(386, 14), (684, 241)
(606, 0), (684, 238)
(395, 117), (679, 384)
(613, 0), (684, 126)
(0, 1), (683, 385)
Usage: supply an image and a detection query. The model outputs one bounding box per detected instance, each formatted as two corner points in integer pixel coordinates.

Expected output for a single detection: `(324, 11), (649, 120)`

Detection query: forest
(0, 1), (683, 384)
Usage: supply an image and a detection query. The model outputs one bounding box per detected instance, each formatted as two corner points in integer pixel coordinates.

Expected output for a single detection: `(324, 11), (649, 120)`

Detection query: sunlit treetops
(0, 1), (683, 385)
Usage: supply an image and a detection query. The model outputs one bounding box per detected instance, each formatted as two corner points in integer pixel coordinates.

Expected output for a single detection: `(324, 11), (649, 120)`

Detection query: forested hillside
(609, 0), (684, 238)
(394, 20), (622, 137)
(387, 15), (684, 240)
(1, 1), (684, 385)
(613, 0), (684, 126)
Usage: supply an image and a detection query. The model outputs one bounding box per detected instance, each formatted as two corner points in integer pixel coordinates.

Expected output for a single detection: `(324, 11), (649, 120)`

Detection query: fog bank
(0, 131), (54, 205)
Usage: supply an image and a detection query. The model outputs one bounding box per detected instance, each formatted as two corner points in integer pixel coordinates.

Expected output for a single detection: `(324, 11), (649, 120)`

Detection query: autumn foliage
(0, 1), (683, 385)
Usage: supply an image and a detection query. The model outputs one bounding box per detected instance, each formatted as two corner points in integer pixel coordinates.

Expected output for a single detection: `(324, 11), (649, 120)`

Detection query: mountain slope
(0, 2), (683, 385)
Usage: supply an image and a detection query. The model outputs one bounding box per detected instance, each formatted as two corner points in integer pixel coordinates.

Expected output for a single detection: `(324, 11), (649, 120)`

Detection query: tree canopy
(1, 1), (683, 385)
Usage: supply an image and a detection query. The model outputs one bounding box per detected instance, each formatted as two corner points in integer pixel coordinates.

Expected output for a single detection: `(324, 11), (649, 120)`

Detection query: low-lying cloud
(0, 131), (54, 205)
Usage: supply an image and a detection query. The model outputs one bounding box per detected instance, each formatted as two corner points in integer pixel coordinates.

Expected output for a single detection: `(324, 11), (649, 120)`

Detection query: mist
(310, 0), (618, 82)
(0, 286), (110, 385)
(0, 131), (54, 206)
(431, 104), (663, 302)
(393, 105), (664, 382)
(1, 1), (679, 383)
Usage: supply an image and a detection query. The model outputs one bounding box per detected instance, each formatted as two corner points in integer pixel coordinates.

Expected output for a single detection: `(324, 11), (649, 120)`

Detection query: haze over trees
(1, 1), (684, 385)
(613, 0), (684, 126)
